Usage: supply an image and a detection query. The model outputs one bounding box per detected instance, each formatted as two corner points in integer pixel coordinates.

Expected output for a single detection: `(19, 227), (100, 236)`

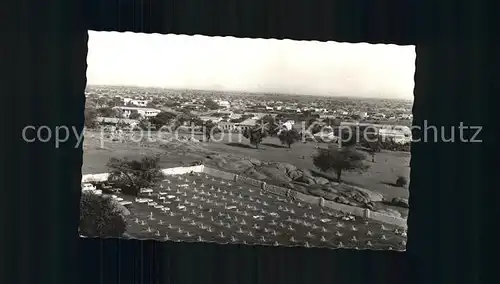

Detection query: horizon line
(86, 84), (414, 102)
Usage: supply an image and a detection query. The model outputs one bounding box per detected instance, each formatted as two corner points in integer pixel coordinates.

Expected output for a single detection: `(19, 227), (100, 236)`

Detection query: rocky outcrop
(205, 153), (385, 209)
(390, 197), (409, 208)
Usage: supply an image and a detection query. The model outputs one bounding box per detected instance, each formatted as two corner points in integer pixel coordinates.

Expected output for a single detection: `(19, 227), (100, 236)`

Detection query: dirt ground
(83, 130), (410, 200)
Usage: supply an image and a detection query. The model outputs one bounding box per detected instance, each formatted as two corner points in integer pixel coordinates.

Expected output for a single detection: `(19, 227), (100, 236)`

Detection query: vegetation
(243, 126), (268, 149)
(312, 146), (369, 182)
(203, 120), (221, 142)
(84, 107), (98, 128)
(204, 98), (221, 110)
(128, 111), (141, 120)
(365, 135), (382, 162)
(97, 107), (118, 118)
(395, 176), (408, 187)
(278, 129), (302, 148)
(106, 156), (164, 196)
(258, 115), (280, 136)
(79, 192), (127, 237)
(148, 111), (177, 129)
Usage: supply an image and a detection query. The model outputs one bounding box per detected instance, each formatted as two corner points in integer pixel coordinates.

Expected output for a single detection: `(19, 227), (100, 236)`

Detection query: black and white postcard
(80, 31), (415, 251)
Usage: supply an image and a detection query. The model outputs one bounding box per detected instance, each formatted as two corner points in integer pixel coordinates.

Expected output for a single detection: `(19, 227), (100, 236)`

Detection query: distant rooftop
(113, 106), (161, 112)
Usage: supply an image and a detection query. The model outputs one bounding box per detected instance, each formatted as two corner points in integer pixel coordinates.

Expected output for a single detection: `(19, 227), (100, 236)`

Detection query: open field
(93, 173), (406, 250)
(83, 130), (410, 200)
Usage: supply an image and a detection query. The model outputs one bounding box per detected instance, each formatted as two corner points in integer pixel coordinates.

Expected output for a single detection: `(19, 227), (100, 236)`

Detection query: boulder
(259, 166), (292, 183)
(313, 177), (330, 185)
(308, 188), (337, 201)
(248, 158), (262, 166)
(275, 162), (297, 174)
(334, 196), (350, 205)
(300, 169), (314, 179)
(288, 169), (303, 180)
(338, 184), (383, 203)
(376, 208), (402, 218)
(302, 176), (316, 185)
(231, 160), (255, 172)
(323, 186), (339, 194)
(292, 184), (308, 194)
(244, 168), (267, 180)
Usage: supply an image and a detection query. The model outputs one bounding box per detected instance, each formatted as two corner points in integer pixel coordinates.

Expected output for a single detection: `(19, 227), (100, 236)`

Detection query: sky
(87, 31), (416, 100)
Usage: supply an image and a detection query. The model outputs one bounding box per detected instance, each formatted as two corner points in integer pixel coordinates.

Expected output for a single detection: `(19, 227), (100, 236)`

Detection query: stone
(275, 162), (297, 174)
(334, 196), (349, 205)
(244, 168), (267, 180)
(313, 177), (330, 185)
(288, 169), (303, 180)
(248, 158), (262, 166)
(260, 166), (292, 183)
(377, 208), (402, 218)
(298, 176), (316, 185)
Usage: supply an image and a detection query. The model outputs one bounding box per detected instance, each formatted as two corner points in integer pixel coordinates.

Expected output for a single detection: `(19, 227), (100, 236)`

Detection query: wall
(82, 173), (110, 183)
(81, 165), (204, 183)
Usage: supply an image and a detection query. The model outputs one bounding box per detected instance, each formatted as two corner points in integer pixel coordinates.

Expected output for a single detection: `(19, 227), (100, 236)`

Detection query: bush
(79, 192), (127, 237)
(395, 176), (408, 187)
(106, 156), (164, 196)
(312, 146), (369, 182)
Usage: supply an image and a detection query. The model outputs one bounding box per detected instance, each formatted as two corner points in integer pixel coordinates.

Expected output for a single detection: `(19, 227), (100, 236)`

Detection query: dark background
(1, 0), (494, 284)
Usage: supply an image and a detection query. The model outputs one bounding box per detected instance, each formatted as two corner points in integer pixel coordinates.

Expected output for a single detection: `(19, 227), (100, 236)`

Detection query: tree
(84, 107), (98, 128)
(203, 120), (220, 142)
(278, 129), (301, 148)
(95, 97), (107, 108)
(338, 127), (358, 148)
(243, 126), (268, 149)
(138, 118), (151, 130)
(149, 111), (176, 129)
(366, 134), (382, 162)
(258, 115), (280, 136)
(395, 176), (408, 187)
(106, 156), (164, 196)
(204, 98), (220, 110)
(79, 192), (127, 237)
(324, 117), (341, 126)
(156, 111), (177, 123)
(129, 111), (141, 120)
(312, 146), (369, 182)
(108, 97), (123, 107)
(97, 107), (117, 117)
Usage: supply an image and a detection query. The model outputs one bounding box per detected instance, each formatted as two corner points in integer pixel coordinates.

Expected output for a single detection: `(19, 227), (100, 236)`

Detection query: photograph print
(80, 31), (414, 251)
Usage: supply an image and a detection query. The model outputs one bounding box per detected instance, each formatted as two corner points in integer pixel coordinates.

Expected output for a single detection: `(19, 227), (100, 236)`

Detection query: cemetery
(83, 170), (407, 250)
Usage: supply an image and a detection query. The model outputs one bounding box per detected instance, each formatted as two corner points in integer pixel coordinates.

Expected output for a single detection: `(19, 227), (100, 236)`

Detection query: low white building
(199, 116), (223, 123)
(123, 98), (150, 107)
(96, 117), (139, 127)
(218, 100), (231, 108)
(112, 106), (161, 118)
